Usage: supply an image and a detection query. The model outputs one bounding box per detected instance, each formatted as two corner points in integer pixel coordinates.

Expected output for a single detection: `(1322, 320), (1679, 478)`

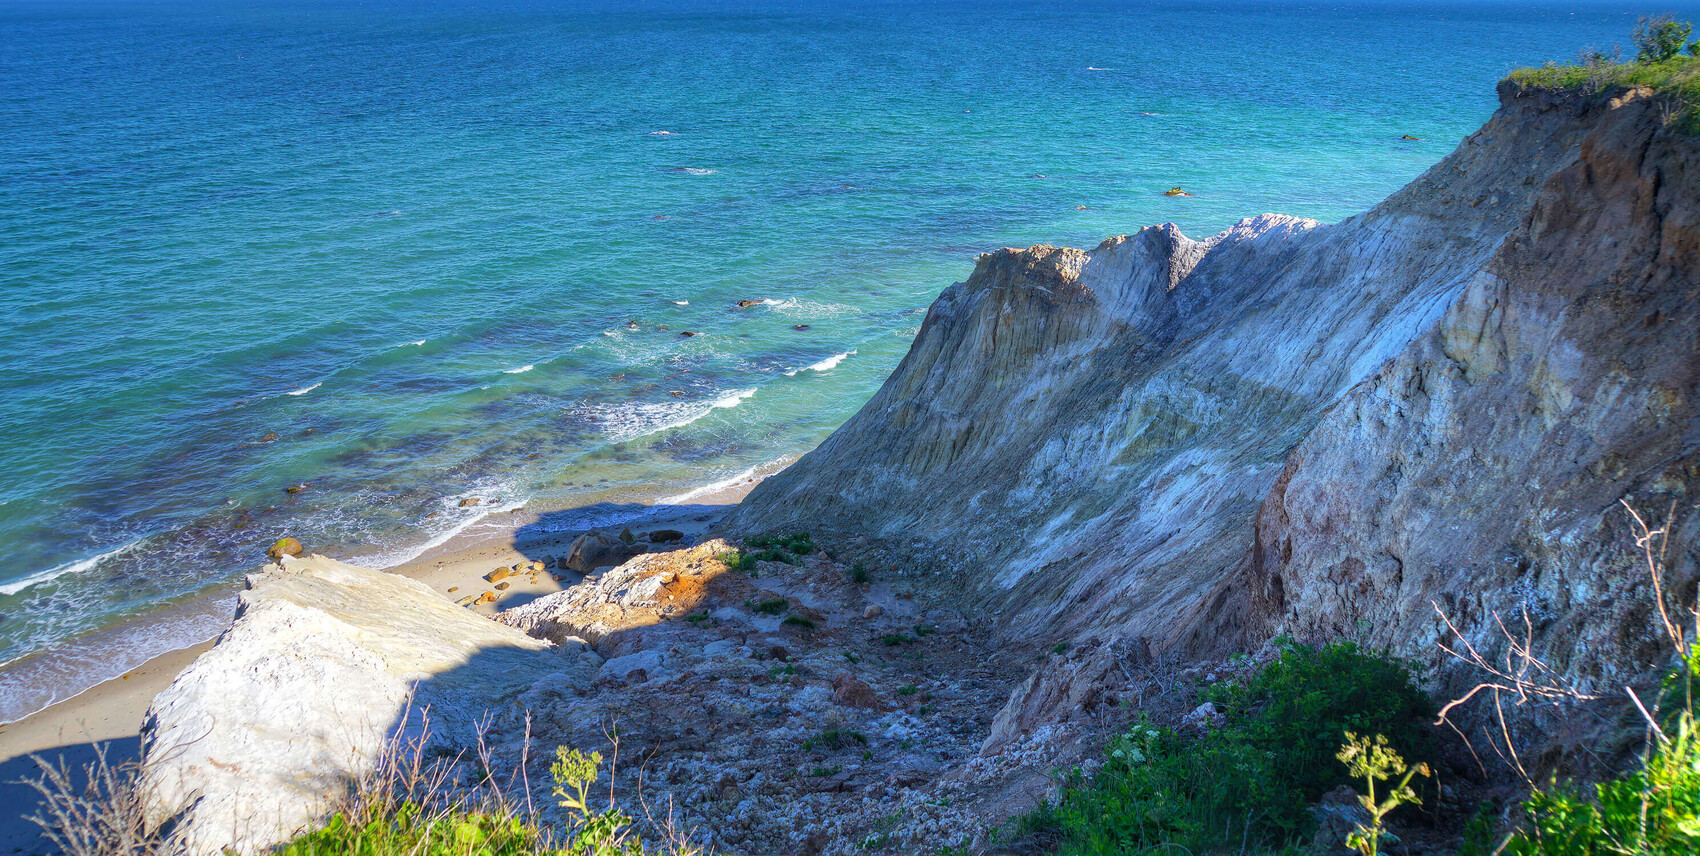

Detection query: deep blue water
(1, 0), (1690, 719)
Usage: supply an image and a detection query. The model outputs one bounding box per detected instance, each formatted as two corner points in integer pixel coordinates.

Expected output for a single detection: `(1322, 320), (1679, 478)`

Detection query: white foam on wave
(656, 463), (763, 506)
(601, 388), (757, 443)
(0, 537), (149, 598)
(784, 349), (857, 376)
(676, 167), (716, 175)
(765, 297), (860, 319)
(503, 364), (535, 375)
(287, 382), (322, 396)
(398, 339), (427, 348)
(0, 591), (235, 724)
(350, 489), (531, 570)
(671, 300), (689, 306)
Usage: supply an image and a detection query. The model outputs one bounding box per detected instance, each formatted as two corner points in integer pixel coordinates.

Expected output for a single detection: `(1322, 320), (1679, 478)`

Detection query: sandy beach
(0, 473), (765, 852)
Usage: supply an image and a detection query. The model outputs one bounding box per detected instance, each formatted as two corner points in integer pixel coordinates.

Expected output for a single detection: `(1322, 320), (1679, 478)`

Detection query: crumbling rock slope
(729, 83), (1699, 690)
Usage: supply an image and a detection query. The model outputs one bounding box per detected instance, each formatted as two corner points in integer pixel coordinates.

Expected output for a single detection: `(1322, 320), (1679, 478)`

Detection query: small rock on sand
(487, 567), (512, 583)
(863, 604), (883, 620)
(495, 581), (511, 591)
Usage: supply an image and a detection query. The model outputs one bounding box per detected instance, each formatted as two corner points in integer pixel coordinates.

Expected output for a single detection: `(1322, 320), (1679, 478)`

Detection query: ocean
(0, 0), (1687, 722)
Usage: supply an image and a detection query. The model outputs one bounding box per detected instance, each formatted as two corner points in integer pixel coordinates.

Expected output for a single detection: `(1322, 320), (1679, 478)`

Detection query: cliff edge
(729, 83), (1699, 699)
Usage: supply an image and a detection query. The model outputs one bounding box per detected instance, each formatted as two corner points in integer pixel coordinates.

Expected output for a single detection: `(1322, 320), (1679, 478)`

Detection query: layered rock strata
(729, 83), (1699, 696)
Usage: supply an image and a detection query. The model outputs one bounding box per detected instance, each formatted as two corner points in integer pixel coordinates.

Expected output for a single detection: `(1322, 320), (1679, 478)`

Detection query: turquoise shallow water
(1, 0), (1691, 719)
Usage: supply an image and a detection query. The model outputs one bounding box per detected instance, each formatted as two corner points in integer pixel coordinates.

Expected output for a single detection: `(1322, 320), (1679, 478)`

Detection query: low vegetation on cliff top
(1509, 14), (1700, 133)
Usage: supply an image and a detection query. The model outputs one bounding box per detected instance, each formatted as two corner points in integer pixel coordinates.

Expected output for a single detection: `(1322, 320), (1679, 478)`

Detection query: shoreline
(0, 467), (772, 770)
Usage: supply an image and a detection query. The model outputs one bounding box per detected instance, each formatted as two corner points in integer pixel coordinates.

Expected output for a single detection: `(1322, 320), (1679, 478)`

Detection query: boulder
(563, 530), (646, 573)
(140, 555), (557, 856)
(458, 497), (481, 508)
(831, 673), (886, 710)
(266, 537), (304, 560)
(486, 567), (511, 583)
(646, 529), (684, 543)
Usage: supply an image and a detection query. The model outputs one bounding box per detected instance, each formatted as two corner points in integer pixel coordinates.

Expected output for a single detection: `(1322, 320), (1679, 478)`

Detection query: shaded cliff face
(729, 84), (1698, 680)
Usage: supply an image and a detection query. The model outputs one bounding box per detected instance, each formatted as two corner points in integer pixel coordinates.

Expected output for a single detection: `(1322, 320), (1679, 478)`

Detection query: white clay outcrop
(139, 554), (559, 856)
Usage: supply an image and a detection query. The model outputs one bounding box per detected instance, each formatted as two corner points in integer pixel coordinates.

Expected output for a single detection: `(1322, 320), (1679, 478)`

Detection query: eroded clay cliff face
(1248, 87), (1700, 692)
(729, 84), (1698, 681)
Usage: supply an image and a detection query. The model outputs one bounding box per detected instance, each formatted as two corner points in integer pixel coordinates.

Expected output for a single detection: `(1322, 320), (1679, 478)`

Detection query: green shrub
(1204, 638), (1434, 809)
(1015, 639), (1434, 854)
(850, 563), (871, 584)
(1634, 14), (1694, 63)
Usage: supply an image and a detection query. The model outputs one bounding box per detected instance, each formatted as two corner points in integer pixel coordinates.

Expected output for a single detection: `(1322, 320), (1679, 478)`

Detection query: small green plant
(808, 765), (841, 777)
(715, 549), (757, 575)
(881, 633), (915, 646)
(803, 729), (868, 752)
(550, 747), (644, 856)
(850, 563), (871, 584)
(897, 684), (920, 696)
(749, 532), (814, 555)
(683, 611), (712, 626)
(782, 614), (818, 629)
(1051, 642), (1069, 655)
(843, 650), (861, 664)
(913, 623), (935, 637)
(1338, 732), (1430, 856)
(749, 596), (788, 615)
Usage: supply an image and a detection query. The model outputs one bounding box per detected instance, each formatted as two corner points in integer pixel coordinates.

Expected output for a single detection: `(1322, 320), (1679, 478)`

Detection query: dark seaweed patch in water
(373, 375), (468, 394)
(650, 433), (751, 463)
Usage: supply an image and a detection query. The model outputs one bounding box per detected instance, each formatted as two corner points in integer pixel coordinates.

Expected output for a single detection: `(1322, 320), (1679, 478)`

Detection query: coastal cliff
(729, 82), (1699, 693)
(124, 82), (1699, 854)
